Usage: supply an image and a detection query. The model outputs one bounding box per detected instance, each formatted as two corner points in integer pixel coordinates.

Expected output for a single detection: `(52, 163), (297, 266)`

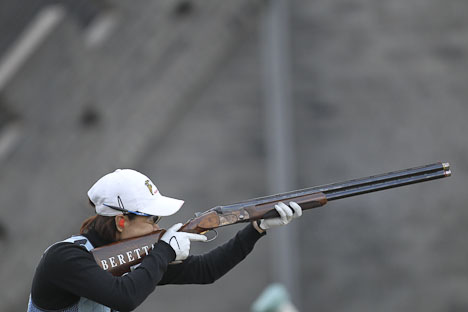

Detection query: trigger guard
(202, 229), (218, 243)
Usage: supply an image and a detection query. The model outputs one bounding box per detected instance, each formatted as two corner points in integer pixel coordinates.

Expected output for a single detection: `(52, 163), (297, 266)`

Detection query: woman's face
(117, 215), (160, 240)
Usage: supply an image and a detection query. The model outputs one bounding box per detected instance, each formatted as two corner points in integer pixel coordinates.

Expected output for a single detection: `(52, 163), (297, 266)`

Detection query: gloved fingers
(289, 201), (303, 218)
(279, 202), (294, 222)
(274, 202), (286, 221)
(280, 202), (294, 218)
(275, 202), (291, 224)
(184, 233), (208, 242)
(167, 223), (183, 233)
(259, 202), (301, 231)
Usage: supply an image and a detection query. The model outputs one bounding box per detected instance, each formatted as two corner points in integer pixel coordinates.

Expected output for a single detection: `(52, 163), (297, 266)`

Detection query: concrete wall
(293, 1), (468, 311)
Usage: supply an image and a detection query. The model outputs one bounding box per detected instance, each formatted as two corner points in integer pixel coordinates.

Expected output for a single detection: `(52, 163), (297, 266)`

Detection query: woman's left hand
(257, 201), (302, 231)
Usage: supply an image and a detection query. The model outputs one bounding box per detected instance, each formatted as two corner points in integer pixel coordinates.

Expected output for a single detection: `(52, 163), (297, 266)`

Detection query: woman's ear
(115, 215), (125, 232)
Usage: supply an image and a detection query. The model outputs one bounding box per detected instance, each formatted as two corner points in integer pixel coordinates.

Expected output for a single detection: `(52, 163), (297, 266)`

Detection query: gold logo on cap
(145, 180), (154, 195)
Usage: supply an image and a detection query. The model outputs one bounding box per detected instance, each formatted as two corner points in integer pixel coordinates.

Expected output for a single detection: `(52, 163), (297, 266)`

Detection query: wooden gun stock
(91, 162), (451, 276)
(91, 231), (164, 276)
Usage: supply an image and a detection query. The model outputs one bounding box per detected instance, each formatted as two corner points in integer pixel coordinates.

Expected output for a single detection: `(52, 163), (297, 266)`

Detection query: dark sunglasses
(104, 204), (162, 224)
(146, 215), (162, 224)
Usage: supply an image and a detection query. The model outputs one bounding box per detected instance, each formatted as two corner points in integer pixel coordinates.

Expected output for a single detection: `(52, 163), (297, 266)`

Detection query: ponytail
(80, 200), (118, 243)
(80, 215), (98, 234)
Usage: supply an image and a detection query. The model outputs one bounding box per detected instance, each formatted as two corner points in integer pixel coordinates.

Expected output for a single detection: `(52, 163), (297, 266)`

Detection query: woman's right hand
(161, 223), (207, 261)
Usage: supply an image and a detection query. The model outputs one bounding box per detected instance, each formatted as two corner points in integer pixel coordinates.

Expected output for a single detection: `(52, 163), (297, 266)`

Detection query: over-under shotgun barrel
(91, 162), (451, 276)
(214, 162), (450, 213)
(206, 162), (451, 221)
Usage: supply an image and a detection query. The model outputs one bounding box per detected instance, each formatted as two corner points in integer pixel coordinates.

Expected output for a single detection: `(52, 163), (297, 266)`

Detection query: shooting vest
(27, 236), (112, 312)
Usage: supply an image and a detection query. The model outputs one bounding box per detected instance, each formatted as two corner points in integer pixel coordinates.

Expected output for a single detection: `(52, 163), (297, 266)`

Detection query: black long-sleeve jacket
(30, 224), (264, 311)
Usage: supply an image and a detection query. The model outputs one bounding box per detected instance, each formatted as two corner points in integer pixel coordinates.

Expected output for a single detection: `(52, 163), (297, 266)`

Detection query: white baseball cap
(87, 169), (184, 217)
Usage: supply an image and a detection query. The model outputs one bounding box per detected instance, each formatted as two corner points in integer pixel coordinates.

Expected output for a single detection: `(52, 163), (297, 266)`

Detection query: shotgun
(91, 162), (451, 276)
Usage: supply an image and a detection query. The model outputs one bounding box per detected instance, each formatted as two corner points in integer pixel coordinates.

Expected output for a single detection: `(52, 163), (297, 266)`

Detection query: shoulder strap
(61, 235), (95, 251)
(44, 235), (95, 254)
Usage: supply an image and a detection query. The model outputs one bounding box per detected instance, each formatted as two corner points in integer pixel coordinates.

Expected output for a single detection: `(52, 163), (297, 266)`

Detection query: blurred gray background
(0, 0), (467, 311)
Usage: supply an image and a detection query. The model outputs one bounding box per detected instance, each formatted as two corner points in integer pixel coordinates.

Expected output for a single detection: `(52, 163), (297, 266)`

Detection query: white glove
(259, 201), (302, 230)
(161, 223), (207, 261)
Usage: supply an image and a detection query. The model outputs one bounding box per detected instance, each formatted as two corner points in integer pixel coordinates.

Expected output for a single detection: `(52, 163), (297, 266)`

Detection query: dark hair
(80, 200), (136, 243)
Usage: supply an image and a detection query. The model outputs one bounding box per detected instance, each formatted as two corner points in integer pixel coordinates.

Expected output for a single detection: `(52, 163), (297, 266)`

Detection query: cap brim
(138, 194), (184, 216)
